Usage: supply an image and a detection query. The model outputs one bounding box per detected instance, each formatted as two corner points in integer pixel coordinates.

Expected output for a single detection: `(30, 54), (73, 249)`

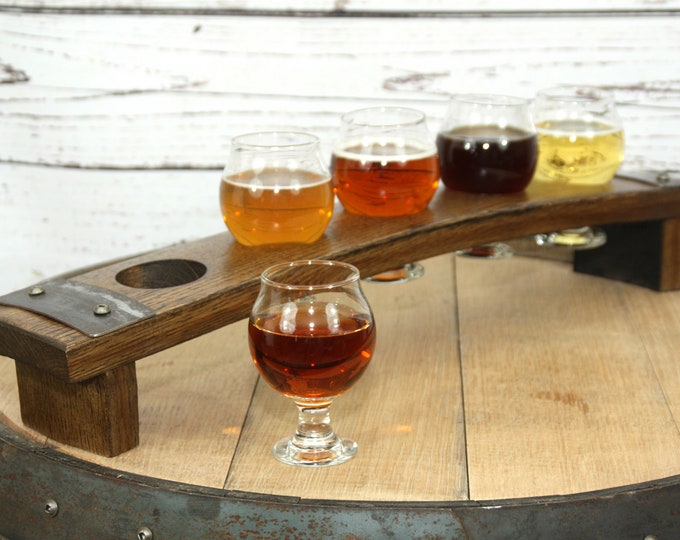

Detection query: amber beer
(249, 301), (376, 400)
(332, 107), (439, 217)
(331, 139), (440, 217)
(220, 131), (334, 246)
(220, 167), (334, 246)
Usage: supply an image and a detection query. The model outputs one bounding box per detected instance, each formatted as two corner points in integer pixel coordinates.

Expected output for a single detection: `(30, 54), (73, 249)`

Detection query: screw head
(137, 527), (153, 540)
(93, 303), (111, 316)
(44, 499), (59, 517)
(28, 286), (45, 297)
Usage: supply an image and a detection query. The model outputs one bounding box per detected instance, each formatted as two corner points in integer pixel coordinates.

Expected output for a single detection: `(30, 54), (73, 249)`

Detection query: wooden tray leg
(574, 218), (680, 291)
(14, 362), (139, 457)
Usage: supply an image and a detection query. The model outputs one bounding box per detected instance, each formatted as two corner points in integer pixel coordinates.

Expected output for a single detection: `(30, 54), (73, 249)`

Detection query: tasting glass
(532, 86), (625, 249)
(332, 106), (439, 281)
(437, 94), (538, 259)
(248, 260), (376, 467)
(219, 131), (334, 246)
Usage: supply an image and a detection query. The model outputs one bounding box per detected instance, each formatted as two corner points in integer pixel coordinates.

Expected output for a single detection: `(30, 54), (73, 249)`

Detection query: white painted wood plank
(0, 164), (224, 292)
(1, 14), (678, 168)
(5, 1), (680, 13)
(0, 11), (678, 294)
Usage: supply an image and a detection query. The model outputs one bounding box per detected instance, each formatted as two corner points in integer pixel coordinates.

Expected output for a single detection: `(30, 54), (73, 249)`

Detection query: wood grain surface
(1, 253), (679, 502)
(0, 0), (679, 506)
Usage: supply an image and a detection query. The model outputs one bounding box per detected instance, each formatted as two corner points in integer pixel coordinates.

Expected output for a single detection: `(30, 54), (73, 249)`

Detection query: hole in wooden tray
(115, 259), (207, 289)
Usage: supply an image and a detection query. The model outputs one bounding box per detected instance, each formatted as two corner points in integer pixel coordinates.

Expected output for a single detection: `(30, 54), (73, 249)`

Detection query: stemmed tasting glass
(219, 131), (334, 246)
(437, 94), (538, 258)
(532, 86), (624, 249)
(248, 260), (376, 466)
(331, 106), (440, 282)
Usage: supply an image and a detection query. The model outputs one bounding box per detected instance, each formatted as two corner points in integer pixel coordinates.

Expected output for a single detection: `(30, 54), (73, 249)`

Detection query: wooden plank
(1, 254), (678, 501)
(0, 15), (678, 169)
(2, 178), (678, 383)
(15, 322), (258, 488)
(225, 254), (467, 501)
(456, 256), (680, 500)
(619, 280), (680, 435)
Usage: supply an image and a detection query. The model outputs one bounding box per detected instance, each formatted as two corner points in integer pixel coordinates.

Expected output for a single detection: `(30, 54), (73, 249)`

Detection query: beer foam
(333, 138), (437, 162)
(536, 119), (621, 137)
(222, 167), (331, 190)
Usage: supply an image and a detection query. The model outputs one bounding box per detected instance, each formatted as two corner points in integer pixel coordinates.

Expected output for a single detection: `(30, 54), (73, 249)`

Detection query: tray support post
(574, 217), (680, 291)
(14, 361), (139, 457)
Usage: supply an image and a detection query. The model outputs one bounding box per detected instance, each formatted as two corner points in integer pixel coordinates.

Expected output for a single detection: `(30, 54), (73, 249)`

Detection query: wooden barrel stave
(1, 254), (679, 537)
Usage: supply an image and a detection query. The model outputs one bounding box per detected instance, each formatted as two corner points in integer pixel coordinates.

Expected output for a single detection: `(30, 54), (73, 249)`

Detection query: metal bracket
(0, 279), (155, 337)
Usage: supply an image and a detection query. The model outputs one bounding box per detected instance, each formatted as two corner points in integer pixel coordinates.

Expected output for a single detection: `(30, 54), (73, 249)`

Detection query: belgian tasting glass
(437, 94), (538, 258)
(331, 106), (439, 281)
(533, 86), (625, 249)
(220, 131), (334, 246)
(248, 260), (376, 467)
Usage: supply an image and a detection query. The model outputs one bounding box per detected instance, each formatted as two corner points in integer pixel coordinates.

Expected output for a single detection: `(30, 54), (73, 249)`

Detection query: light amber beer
(331, 138), (439, 217)
(534, 119), (624, 185)
(220, 167), (334, 246)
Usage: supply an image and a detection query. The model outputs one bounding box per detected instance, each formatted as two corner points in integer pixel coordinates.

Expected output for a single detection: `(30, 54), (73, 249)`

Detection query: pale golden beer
(533, 87), (624, 186)
(535, 119), (624, 186)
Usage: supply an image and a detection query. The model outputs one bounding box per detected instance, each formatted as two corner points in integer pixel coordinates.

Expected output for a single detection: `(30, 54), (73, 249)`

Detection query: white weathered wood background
(1, 1), (679, 293)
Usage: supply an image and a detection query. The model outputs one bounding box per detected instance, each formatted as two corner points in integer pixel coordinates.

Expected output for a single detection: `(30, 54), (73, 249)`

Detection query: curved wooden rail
(0, 176), (679, 455)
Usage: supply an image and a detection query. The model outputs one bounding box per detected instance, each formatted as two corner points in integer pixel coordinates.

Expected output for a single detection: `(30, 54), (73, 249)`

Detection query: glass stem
(292, 402), (339, 450)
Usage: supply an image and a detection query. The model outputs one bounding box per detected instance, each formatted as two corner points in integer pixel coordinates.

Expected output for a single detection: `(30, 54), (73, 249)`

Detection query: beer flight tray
(0, 173), (679, 457)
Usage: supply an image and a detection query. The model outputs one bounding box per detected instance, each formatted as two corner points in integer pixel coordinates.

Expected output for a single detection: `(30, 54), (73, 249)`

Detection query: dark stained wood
(574, 217), (680, 291)
(1, 177), (679, 383)
(1, 177), (679, 455)
(661, 218), (680, 291)
(15, 362), (138, 456)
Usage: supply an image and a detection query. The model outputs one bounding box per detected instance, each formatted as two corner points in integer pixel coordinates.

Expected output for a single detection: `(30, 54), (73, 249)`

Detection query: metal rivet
(657, 171), (670, 185)
(137, 527), (154, 540)
(28, 286), (45, 297)
(44, 499), (59, 517)
(93, 303), (111, 316)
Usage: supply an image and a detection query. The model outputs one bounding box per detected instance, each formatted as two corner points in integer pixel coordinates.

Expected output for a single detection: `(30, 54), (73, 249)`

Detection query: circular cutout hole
(115, 259), (207, 289)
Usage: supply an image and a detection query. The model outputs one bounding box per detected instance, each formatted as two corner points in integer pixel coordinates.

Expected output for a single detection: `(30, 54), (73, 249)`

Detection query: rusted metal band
(0, 422), (677, 539)
(0, 279), (154, 337)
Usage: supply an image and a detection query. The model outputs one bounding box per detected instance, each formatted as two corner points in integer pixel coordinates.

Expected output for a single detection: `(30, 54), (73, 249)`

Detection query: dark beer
(437, 125), (537, 193)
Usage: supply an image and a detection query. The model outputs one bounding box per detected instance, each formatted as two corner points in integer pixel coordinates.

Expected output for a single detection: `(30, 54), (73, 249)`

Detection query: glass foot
(273, 436), (357, 467)
(364, 262), (425, 283)
(535, 227), (606, 250)
(457, 243), (514, 259)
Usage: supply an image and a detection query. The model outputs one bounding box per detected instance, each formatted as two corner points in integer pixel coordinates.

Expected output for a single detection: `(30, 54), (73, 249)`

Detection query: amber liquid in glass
(331, 139), (439, 216)
(248, 302), (376, 401)
(220, 167), (334, 246)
